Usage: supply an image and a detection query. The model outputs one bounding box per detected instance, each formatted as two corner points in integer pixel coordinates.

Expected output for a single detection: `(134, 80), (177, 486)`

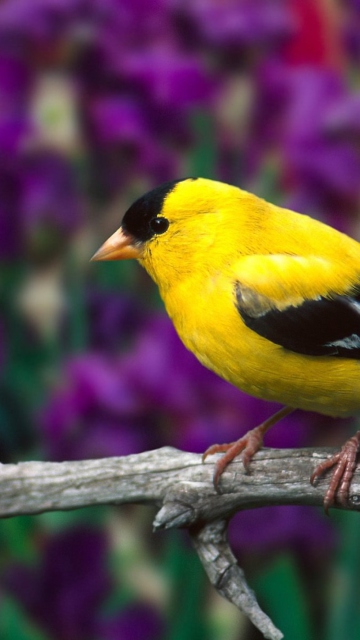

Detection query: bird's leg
(311, 430), (360, 514)
(203, 406), (294, 491)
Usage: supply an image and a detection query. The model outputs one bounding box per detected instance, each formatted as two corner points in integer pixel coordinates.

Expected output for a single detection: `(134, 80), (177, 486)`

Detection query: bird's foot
(202, 424), (266, 492)
(202, 406), (294, 492)
(311, 430), (360, 514)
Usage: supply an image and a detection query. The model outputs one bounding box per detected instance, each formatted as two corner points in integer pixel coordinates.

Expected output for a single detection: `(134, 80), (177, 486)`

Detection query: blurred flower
(4, 523), (164, 639)
(284, 0), (344, 68)
(0, 0), (106, 60)
(40, 352), (148, 461)
(41, 312), (309, 461)
(324, 91), (360, 141)
(0, 151), (84, 261)
(342, 0), (360, 63)
(282, 68), (360, 198)
(229, 505), (335, 558)
(21, 152), (84, 238)
(85, 289), (144, 351)
(87, 95), (178, 186)
(118, 49), (215, 111)
(0, 0), (222, 206)
(97, 603), (164, 640)
(4, 526), (112, 640)
(85, 45), (216, 185)
(29, 72), (82, 154)
(89, 97), (147, 147)
(16, 263), (66, 338)
(249, 63), (360, 226)
(174, 0), (295, 64)
(0, 53), (32, 155)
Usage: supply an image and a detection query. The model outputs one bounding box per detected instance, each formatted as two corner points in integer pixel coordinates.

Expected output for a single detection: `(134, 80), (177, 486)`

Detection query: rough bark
(1, 446), (360, 640)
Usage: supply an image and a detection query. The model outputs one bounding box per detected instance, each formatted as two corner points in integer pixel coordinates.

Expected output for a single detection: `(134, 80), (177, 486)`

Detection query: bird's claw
(311, 430), (360, 514)
(203, 426), (266, 492)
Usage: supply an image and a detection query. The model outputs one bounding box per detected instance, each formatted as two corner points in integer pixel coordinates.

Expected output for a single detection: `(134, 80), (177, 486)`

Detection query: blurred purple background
(0, 1), (360, 639)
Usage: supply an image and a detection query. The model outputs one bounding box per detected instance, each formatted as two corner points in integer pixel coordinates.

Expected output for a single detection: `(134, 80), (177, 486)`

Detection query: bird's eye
(150, 217), (169, 235)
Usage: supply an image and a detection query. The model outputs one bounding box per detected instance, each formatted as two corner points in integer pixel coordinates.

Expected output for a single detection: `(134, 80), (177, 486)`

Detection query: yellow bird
(92, 177), (360, 512)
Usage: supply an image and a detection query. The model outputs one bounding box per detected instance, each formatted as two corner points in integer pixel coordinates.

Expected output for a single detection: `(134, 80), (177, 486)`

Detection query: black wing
(235, 282), (360, 358)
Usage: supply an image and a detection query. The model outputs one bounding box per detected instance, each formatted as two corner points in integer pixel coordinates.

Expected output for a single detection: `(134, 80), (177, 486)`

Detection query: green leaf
(37, 506), (107, 532)
(93, 260), (138, 292)
(324, 511), (360, 640)
(0, 594), (49, 640)
(188, 111), (216, 179)
(66, 251), (88, 352)
(253, 553), (315, 640)
(0, 517), (37, 564)
(163, 531), (207, 640)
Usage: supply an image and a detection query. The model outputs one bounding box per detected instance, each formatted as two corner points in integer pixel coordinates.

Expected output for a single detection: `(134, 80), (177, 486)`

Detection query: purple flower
(40, 353), (149, 461)
(87, 95), (178, 183)
(97, 604), (164, 640)
(4, 523), (164, 640)
(123, 50), (215, 149)
(41, 312), (312, 461)
(247, 63), (360, 226)
(0, 151), (84, 260)
(173, 0), (294, 60)
(119, 49), (215, 110)
(280, 68), (360, 198)
(85, 289), (144, 351)
(20, 152), (84, 235)
(89, 97), (147, 146)
(0, 0), (112, 54)
(229, 506), (335, 558)
(323, 91), (360, 140)
(3, 0), (215, 184)
(343, 0), (360, 62)
(85, 43), (215, 183)
(0, 54), (32, 154)
(4, 526), (112, 640)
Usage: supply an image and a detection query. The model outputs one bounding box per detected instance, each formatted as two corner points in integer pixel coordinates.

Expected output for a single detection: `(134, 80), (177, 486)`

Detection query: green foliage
(163, 532), (208, 640)
(0, 596), (48, 640)
(324, 511), (360, 640)
(253, 553), (315, 640)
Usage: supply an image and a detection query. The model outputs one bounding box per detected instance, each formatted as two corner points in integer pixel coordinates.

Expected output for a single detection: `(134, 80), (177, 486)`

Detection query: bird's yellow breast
(161, 267), (360, 419)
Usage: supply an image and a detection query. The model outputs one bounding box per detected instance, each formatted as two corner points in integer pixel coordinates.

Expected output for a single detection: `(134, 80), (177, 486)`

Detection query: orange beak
(91, 227), (142, 261)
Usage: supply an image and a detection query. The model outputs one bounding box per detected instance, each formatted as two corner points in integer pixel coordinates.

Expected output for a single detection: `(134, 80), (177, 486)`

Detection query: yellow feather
(137, 178), (360, 418)
(94, 177), (360, 419)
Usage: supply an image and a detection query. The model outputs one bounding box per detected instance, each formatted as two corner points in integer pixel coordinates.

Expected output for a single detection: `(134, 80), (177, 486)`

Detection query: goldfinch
(92, 177), (360, 511)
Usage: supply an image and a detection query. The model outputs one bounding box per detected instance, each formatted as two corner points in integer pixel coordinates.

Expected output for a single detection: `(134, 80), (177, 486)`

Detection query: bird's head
(92, 177), (246, 288)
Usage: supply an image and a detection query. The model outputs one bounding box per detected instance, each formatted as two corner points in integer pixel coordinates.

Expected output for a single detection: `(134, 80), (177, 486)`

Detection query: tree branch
(190, 520), (284, 640)
(2, 446), (360, 519)
(2, 446), (360, 640)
